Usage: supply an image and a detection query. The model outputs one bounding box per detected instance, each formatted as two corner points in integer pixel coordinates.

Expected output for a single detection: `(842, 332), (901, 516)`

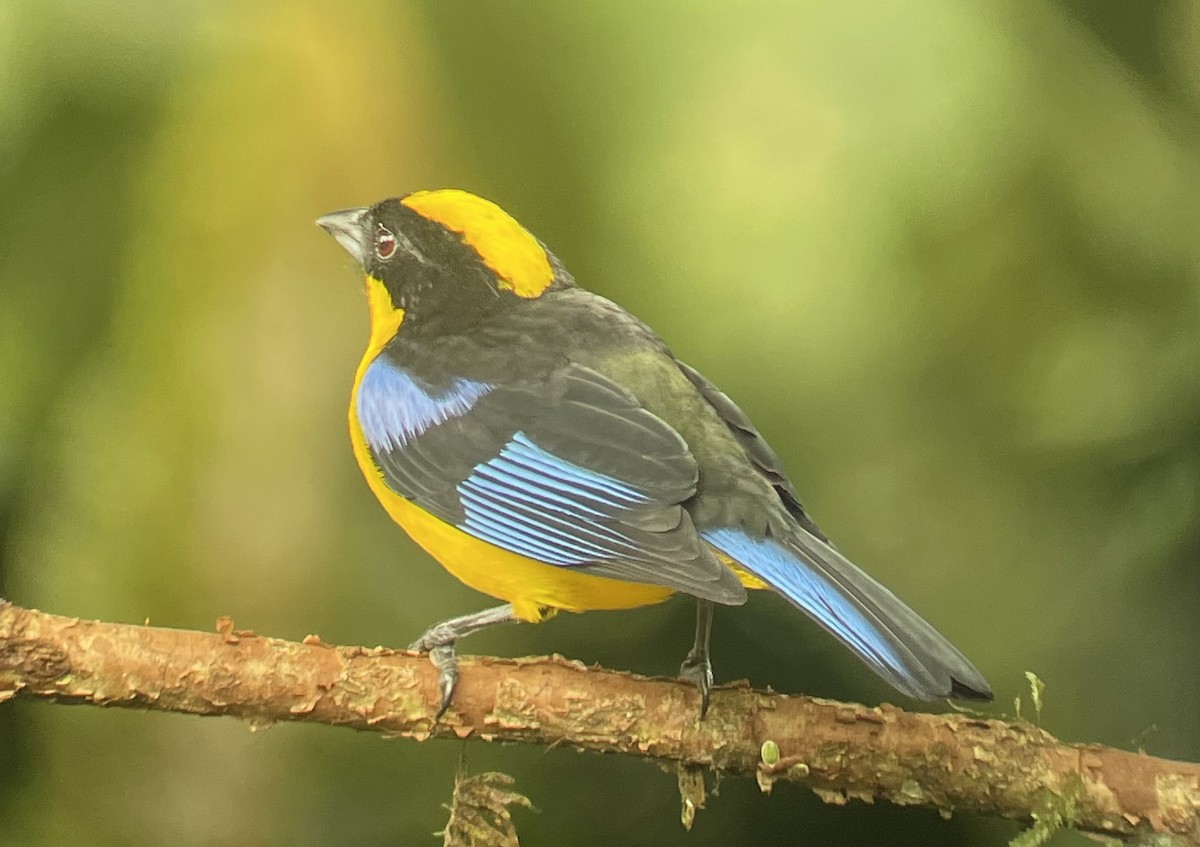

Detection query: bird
(317, 189), (992, 718)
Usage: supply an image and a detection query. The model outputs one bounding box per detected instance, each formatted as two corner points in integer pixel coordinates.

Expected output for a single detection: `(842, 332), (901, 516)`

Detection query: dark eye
(375, 226), (398, 260)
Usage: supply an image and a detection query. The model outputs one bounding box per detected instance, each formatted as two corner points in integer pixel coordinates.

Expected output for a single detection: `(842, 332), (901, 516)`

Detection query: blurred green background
(2, 1), (1198, 844)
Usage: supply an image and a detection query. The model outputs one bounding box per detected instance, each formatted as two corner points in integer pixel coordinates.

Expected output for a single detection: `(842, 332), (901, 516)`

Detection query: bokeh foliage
(1, 1), (1198, 845)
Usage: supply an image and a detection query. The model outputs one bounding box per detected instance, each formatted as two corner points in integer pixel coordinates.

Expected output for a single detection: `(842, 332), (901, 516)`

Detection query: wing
(356, 353), (746, 605)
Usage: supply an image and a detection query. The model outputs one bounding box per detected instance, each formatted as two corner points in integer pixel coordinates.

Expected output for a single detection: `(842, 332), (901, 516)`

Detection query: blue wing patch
(358, 357), (492, 451)
(358, 360), (745, 604)
(701, 527), (909, 682)
(458, 432), (653, 567)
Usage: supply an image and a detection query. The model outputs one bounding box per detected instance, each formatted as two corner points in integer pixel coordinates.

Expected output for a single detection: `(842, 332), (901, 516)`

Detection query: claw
(408, 637), (460, 719)
(429, 644), (459, 719)
(679, 651), (714, 719)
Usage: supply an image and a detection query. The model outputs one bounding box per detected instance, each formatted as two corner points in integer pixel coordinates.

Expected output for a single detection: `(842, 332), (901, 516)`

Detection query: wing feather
(358, 353), (746, 604)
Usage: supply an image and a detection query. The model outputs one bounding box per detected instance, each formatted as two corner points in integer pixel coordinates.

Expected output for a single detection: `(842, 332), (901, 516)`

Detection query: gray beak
(316, 207), (369, 267)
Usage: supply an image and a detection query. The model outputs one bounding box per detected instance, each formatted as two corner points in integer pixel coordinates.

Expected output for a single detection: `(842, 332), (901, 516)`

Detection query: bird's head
(317, 190), (567, 342)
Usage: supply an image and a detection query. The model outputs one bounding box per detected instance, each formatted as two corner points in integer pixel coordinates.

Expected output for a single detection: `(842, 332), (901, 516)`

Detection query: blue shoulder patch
(701, 527), (909, 680)
(357, 357), (492, 451)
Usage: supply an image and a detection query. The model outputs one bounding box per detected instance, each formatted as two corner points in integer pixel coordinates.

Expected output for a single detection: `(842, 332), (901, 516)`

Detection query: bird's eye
(375, 226), (398, 260)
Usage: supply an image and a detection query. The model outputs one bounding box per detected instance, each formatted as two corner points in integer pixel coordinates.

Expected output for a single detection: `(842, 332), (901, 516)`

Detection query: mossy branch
(1, 601), (1197, 844)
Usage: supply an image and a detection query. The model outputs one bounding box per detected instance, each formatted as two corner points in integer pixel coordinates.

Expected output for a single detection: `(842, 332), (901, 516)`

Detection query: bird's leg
(409, 603), (518, 718)
(678, 598), (715, 718)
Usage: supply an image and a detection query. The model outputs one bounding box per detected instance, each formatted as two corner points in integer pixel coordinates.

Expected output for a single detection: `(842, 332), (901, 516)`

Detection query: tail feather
(702, 527), (992, 701)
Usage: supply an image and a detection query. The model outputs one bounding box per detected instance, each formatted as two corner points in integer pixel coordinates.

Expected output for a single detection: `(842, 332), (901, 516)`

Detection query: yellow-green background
(2, 1), (1198, 845)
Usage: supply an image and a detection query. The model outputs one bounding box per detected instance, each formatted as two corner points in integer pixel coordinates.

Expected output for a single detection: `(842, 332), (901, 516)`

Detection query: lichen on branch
(1, 601), (1197, 844)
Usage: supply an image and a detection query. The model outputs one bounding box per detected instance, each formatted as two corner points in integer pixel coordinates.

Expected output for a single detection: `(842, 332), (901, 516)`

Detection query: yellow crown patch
(402, 189), (554, 299)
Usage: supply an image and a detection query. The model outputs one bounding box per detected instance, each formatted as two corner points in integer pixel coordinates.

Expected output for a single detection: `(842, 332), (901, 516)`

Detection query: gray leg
(409, 603), (519, 718)
(678, 599), (715, 718)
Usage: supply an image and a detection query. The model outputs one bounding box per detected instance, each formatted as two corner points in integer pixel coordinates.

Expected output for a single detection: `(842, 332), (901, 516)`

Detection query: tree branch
(1, 601), (1196, 843)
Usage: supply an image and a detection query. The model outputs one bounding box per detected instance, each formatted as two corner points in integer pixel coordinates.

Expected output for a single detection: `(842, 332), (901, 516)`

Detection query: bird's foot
(408, 604), (518, 719)
(408, 632), (459, 719)
(678, 650), (714, 719)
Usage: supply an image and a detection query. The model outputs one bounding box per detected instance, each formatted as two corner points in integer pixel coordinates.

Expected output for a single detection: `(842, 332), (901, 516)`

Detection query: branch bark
(1, 601), (1197, 844)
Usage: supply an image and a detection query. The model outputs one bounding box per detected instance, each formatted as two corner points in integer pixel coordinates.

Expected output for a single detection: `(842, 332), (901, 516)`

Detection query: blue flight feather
(457, 431), (650, 566)
(358, 357), (492, 451)
(505, 433), (651, 503)
(474, 458), (607, 518)
(460, 485), (616, 562)
(701, 527), (910, 684)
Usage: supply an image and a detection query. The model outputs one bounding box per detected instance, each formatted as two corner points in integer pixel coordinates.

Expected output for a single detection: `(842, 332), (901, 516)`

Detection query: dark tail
(703, 527), (992, 701)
